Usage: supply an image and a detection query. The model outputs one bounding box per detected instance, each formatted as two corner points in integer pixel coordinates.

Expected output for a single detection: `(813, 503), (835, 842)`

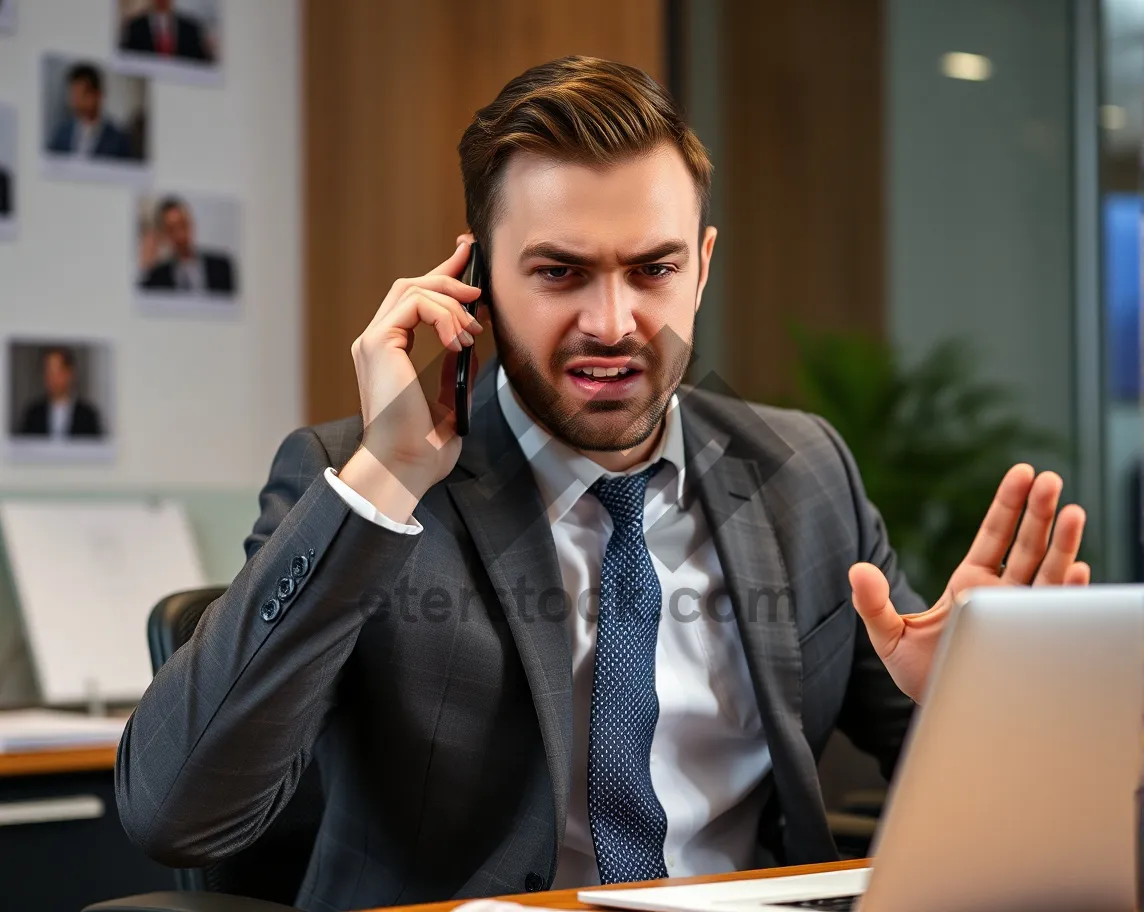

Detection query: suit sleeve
(77, 401), (103, 437)
(115, 427), (422, 866)
(121, 17), (146, 51)
(811, 416), (923, 782)
(47, 122), (70, 154)
(18, 402), (42, 435)
(184, 18), (210, 61)
(210, 253), (236, 294)
(141, 263), (171, 289)
(114, 126), (134, 160)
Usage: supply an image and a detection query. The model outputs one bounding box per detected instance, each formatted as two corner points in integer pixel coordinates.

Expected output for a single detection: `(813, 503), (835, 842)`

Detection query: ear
(694, 226), (718, 312)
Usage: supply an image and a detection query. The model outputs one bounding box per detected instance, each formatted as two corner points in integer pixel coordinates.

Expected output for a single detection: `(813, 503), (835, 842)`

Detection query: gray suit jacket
(116, 362), (922, 911)
(47, 117), (134, 159)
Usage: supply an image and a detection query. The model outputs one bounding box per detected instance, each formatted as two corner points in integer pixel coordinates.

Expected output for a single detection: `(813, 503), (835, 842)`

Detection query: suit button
(291, 554), (310, 579)
(277, 576), (296, 600)
(260, 598), (281, 622)
(524, 873), (544, 892)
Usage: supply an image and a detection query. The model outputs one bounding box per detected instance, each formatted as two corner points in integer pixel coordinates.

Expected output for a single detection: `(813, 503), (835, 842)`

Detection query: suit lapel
(680, 394), (837, 865)
(446, 362), (574, 857)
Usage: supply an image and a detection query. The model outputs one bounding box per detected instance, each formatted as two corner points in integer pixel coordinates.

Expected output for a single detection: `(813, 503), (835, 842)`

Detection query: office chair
(85, 587), (324, 912)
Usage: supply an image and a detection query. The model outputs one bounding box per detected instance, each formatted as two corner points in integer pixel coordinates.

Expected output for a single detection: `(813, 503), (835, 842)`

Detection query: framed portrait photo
(0, 0), (17, 34)
(113, 0), (223, 87)
(41, 53), (152, 186)
(0, 103), (16, 242)
(134, 191), (242, 318)
(4, 337), (116, 465)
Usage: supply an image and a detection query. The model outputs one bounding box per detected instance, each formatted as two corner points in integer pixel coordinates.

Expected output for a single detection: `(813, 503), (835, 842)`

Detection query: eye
(638, 264), (675, 279)
(538, 266), (573, 281)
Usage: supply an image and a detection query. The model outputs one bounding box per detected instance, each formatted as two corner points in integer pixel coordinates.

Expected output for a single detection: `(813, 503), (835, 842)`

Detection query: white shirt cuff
(324, 466), (423, 535)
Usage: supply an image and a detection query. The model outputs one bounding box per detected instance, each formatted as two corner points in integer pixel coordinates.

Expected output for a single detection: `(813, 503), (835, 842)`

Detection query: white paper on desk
(0, 709), (127, 752)
(0, 500), (207, 705)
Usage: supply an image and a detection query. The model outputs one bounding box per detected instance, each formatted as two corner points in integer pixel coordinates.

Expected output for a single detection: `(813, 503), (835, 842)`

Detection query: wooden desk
(371, 859), (872, 912)
(0, 743), (170, 910)
(0, 744), (117, 777)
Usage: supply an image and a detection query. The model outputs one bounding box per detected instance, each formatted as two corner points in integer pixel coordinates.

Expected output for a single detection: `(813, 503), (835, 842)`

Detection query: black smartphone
(455, 241), (486, 436)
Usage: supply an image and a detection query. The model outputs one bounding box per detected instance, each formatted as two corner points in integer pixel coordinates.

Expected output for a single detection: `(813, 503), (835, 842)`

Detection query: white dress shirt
(72, 120), (98, 157)
(325, 367), (772, 886)
(175, 255), (205, 293)
(48, 399), (74, 440)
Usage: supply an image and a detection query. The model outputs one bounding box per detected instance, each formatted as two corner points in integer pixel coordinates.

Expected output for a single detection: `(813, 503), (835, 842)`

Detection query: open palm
(848, 464), (1089, 703)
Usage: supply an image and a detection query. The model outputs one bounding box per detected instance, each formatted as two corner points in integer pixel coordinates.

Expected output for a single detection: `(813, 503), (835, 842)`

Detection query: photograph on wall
(113, 0), (222, 86)
(134, 191), (241, 317)
(0, 0), (17, 34)
(0, 103), (16, 242)
(4, 338), (115, 464)
(41, 53), (151, 185)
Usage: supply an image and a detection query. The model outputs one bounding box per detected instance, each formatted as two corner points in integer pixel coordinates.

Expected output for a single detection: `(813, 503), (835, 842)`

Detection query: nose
(576, 277), (637, 345)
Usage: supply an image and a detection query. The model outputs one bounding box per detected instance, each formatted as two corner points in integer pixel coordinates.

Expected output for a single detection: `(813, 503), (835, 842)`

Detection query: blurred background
(0, 0), (1140, 853)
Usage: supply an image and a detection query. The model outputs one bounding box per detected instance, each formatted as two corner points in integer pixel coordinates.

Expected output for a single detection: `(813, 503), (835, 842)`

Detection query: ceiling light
(1100, 105), (1127, 130)
(941, 52), (992, 81)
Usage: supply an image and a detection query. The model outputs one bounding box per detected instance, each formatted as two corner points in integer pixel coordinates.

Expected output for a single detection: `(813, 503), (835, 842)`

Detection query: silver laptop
(582, 586), (1144, 912)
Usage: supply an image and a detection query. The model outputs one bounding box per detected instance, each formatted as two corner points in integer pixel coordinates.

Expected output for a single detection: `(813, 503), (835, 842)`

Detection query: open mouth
(568, 365), (637, 381)
(565, 362), (644, 398)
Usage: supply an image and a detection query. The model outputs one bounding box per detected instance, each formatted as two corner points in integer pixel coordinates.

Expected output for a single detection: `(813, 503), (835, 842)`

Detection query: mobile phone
(455, 241), (486, 436)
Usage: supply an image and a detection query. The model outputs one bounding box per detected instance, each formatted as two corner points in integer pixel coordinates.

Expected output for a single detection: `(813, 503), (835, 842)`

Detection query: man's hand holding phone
(338, 242), (484, 523)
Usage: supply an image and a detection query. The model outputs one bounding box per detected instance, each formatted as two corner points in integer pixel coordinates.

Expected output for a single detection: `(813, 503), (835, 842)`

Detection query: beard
(492, 317), (693, 453)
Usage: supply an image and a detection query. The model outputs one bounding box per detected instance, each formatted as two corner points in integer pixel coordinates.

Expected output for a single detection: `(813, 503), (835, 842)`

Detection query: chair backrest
(146, 588), (325, 906)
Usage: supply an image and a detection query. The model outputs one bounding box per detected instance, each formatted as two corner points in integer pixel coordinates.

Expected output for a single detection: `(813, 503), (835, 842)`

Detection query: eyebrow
(518, 239), (691, 268)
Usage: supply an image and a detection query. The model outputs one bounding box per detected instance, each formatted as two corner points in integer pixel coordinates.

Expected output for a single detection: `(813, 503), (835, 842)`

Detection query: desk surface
(369, 860), (871, 912)
(0, 744), (117, 777)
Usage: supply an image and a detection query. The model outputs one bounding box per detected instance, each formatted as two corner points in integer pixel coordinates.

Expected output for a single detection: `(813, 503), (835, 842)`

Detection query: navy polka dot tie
(587, 462), (670, 884)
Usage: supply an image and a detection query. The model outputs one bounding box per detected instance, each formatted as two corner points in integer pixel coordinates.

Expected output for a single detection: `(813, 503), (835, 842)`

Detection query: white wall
(0, 0), (302, 492)
(0, 0), (301, 705)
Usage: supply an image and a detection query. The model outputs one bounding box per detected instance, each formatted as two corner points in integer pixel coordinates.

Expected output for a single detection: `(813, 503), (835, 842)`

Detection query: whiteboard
(0, 500), (206, 705)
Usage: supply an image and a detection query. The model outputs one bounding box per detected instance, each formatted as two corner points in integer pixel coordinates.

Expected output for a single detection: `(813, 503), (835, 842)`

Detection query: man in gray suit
(117, 57), (1088, 912)
(47, 63), (135, 161)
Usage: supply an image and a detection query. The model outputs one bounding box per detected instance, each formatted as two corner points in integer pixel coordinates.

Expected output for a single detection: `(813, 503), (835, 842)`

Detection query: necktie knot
(589, 461), (663, 529)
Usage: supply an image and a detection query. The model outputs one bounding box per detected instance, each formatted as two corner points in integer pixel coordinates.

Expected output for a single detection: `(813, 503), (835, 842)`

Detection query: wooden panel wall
(715, 0), (884, 404)
(303, 0), (665, 424)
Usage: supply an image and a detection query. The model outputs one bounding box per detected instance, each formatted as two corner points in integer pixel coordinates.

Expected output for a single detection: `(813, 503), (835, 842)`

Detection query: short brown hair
(459, 56), (712, 250)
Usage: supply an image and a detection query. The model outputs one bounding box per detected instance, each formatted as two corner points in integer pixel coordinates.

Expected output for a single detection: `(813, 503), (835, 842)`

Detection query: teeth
(575, 366), (631, 378)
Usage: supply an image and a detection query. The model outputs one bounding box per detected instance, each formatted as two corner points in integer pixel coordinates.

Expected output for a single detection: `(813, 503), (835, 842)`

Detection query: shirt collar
(495, 364), (686, 525)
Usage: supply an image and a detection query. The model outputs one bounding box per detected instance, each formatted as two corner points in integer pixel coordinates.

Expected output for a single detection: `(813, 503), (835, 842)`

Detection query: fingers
(1000, 471), (1063, 584)
(962, 464), (1035, 571)
(409, 286), (483, 345)
(1032, 505), (1087, 584)
(848, 562), (905, 659)
(455, 231), (476, 248)
(1063, 561), (1091, 586)
(365, 282), (483, 352)
(402, 290), (478, 352)
(365, 239), (483, 335)
(432, 240), (474, 277)
(369, 274), (483, 330)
